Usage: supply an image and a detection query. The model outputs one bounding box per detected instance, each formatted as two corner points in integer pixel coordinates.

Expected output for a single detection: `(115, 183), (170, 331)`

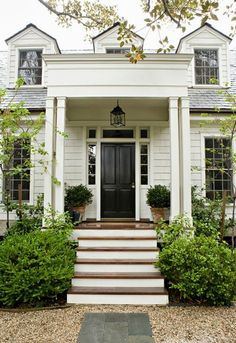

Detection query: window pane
(195, 49), (218, 85)
(18, 50), (42, 85)
(140, 144), (148, 185)
(88, 144), (96, 185)
(205, 137), (232, 200)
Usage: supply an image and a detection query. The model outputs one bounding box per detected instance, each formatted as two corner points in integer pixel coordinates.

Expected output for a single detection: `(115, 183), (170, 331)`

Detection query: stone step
(67, 286), (168, 305)
(78, 236), (157, 247)
(77, 247), (159, 259)
(74, 258), (157, 273)
(72, 272), (165, 287)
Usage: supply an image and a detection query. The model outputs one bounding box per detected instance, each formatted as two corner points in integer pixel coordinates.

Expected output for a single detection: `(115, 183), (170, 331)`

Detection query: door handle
(131, 182), (135, 189)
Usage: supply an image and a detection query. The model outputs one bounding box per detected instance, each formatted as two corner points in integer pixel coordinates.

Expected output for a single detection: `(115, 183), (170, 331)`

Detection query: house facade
(0, 22), (234, 225)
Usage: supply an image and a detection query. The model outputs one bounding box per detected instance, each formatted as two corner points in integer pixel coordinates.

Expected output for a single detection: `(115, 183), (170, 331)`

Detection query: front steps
(67, 222), (169, 305)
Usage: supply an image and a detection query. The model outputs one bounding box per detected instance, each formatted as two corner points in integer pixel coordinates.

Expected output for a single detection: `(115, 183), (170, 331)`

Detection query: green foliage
(146, 184), (170, 208)
(65, 184), (93, 208)
(44, 208), (74, 234)
(156, 215), (194, 245)
(192, 186), (224, 238)
(0, 228), (76, 308)
(0, 80), (46, 228)
(157, 235), (236, 306)
(6, 194), (44, 236)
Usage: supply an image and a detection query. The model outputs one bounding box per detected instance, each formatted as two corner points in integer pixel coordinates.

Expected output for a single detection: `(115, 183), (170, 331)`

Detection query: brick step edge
(75, 258), (156, 264)
(77, 247), (159, 251)
(73, 272), (164, 279)
(67, 286), (168, 295)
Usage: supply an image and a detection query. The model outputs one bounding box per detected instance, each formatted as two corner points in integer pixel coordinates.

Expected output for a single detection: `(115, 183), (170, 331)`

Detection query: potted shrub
(146, 185), (170, 222)
(65, 184), (93, 221)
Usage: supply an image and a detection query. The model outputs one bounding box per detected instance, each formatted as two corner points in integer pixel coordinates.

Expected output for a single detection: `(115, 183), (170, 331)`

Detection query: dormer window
(194, 49), (219, 85)
(18, 49), (42, 85)
(106, 48), (130, 54)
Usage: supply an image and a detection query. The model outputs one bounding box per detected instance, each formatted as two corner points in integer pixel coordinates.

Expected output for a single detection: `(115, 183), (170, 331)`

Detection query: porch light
(110, 100), (126, 127)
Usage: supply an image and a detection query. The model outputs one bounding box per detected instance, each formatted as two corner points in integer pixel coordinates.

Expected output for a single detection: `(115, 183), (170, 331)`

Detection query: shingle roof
(0, 88), (47, 110)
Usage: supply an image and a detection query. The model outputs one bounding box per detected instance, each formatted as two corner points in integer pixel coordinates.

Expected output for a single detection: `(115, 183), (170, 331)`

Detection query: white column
(54, 97), (66, 213)
(169, 97), (180, 219)
(179, 96), (192, 219)
(44, 97), (56, 210)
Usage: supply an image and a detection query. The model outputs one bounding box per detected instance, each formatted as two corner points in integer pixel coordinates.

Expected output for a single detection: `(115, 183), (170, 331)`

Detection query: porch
(43, 96), (192, 221)
(42, 53), (193, 220)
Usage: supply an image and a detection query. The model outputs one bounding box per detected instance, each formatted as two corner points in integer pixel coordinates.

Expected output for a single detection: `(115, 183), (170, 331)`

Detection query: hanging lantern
(110, 100), (126, 127)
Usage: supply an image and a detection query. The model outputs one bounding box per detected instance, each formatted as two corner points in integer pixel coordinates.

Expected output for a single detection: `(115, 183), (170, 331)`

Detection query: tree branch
(161, 0), (180, 26)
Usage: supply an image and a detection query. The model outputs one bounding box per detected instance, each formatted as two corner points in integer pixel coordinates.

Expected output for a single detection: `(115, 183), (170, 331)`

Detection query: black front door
(101, 143), (135, 218)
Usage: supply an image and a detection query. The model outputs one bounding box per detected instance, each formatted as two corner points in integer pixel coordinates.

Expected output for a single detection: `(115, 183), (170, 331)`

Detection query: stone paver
(78, 312), (154, 343)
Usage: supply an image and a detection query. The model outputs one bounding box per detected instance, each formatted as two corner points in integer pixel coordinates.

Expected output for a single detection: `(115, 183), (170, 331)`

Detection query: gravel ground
(0, 305), (235, 343)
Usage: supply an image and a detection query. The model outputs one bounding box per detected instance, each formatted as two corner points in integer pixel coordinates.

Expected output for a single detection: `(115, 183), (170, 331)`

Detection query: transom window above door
(102, 129), (134, 138)
(18, 49), (43, 85)
(194, 49), (219, 85)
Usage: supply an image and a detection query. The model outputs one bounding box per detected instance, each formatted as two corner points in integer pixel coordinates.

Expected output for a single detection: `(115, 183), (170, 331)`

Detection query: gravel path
(0, 305), (235, 343)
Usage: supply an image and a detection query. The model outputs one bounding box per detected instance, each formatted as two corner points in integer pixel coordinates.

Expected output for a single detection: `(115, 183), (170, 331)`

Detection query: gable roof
(92, 22), (144, 42)
(5, 23), (61, 53)
(176, 23), (232, 52)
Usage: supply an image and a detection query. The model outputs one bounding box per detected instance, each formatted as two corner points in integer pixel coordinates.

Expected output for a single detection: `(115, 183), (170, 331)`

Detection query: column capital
(57, 96), (67, 108)
(46, 96), (56, 108)
(169, 97), (179, 108)
(179, 96), (190, 109)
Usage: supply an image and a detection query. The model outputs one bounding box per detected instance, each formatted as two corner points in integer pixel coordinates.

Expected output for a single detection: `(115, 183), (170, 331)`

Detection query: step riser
(67, 294), (168, 305)
(78, 240), (157, 247)
(77, 251), (158, 259)
(71, 278), (164, 287)
(76, 230), (156, 238)
(75, 264), (158, 273)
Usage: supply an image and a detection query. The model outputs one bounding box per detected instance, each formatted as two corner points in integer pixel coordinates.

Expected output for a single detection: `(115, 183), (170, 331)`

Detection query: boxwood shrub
(0, 229), (76, 308)
(157, 235), (236, 306)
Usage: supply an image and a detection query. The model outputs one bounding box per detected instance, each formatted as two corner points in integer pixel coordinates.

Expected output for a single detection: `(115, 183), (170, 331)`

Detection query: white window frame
(192, 45), (222, 88)
(15, 46), (45, 87)
(201, 133), (234, 200)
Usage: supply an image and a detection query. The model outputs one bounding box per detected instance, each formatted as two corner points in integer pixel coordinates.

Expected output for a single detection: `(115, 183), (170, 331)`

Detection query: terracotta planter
(150, 207), (165, 223)
(73, 205), (86, 221)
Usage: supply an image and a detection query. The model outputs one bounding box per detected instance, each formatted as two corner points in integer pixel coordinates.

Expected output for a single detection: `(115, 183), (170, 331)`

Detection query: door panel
(101, 144), (135, 218)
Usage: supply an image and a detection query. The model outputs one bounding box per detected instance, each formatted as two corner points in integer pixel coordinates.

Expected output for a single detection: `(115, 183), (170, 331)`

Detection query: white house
(0, 22), (234, 223)
(0, 22), (234, 304)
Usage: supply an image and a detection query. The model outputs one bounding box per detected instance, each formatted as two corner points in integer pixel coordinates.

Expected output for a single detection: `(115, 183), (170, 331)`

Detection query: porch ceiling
(66, 97), (168, 121)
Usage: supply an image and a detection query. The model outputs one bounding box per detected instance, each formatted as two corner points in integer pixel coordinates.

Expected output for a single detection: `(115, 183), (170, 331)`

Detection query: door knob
(131, 182), (135, 189)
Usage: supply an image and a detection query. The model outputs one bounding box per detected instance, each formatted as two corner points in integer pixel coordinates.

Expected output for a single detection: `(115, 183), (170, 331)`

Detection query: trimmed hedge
(0, 230), (75, 307)
(157, 235), (236, 306)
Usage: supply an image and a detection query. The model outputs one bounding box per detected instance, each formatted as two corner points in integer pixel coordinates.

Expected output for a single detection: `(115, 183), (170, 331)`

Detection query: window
(4, 139), (31, 201)
(140, 144), (148, 185)
(205, 137), (232, 200)
(195, 49), (219, 85)
(18, 50), (42, 85)
(88, 144), (96, 185)
(106, 48), (130, 54)
(87, 129), (96, 139)
(140, 129), (149, 138)
(103, 129), (134, 138)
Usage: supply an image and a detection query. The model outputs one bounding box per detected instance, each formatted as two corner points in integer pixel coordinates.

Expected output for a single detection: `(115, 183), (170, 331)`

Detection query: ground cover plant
(0, 212), (76, 308)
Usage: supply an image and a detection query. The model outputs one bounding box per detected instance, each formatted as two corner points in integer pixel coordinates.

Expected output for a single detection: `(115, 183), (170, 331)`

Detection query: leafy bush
(44, 208), (74, 233)
(146, 185), (170, 208)
(7, 194), (44, 236)
(157, 235), (236, 306)
(156, 216), (194, 245)
(65, 184), (93, 209)
(0, 228), (76, 308)
(192, 186), (224, 238)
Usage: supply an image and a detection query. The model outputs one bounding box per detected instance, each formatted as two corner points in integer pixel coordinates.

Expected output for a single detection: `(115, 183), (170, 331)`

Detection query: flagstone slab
(78, 312), (154, 343)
